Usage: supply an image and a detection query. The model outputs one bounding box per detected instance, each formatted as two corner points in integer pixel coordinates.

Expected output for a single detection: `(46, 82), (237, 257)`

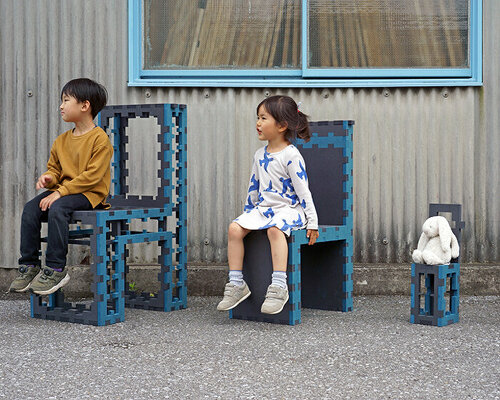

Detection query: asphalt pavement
(1, 295), (499, 399)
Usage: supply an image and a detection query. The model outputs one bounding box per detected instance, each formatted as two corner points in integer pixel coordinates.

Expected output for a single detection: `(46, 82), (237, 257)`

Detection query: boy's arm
(57, 139), (113, 197)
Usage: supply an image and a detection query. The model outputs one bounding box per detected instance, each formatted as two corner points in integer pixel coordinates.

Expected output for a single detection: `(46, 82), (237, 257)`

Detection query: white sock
(229, 270), (244, 286)
(271, 271), (287, 289)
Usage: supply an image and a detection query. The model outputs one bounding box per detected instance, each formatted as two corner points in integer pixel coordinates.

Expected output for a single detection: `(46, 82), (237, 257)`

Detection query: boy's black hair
(61, 78), (108, 119)
(257, 95), (311, 142)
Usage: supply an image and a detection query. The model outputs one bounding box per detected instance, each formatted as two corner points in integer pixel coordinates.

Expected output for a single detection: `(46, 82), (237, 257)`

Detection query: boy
(8, 78), (113, 295)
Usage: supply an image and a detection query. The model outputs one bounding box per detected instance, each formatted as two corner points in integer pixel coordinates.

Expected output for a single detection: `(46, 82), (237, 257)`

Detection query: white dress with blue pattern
(234, 145), (318, 236)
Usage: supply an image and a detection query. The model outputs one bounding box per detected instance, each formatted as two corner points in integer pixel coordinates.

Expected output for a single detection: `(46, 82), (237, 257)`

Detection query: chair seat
(291, 225), (350, 244)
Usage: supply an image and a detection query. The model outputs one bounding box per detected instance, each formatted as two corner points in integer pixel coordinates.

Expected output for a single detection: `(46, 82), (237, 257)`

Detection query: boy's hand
(39, 191), (61, 211)
(36, 174), (53, 190)
(306, 229), (319, 245)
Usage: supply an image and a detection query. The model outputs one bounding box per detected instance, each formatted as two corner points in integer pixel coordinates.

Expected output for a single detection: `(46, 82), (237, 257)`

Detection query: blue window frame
(129, 0), (482, 87)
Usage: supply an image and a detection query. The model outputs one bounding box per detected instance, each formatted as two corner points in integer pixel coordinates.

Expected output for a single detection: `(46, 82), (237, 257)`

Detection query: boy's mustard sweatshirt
(43, 126), (113, 208)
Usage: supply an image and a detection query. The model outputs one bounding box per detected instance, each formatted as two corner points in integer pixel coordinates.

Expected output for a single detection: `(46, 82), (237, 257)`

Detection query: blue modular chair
(31, 104), (188, 326)
(230, 120), (354, 325)
(410, 204), (465, 326)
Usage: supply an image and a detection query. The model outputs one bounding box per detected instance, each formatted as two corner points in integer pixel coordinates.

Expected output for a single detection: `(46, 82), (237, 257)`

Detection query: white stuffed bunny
(412, 216), (460, 265)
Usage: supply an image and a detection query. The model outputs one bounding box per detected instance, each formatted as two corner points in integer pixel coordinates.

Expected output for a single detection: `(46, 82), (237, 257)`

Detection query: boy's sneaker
(216, 282), (251, 311)
(30, 267), (70, 295)
(261, 284), (289, 314)
(8, 265), (41, 293)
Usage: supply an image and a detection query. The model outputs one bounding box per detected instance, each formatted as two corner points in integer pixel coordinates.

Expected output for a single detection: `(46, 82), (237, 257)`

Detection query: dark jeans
(19, 191), (92, 269)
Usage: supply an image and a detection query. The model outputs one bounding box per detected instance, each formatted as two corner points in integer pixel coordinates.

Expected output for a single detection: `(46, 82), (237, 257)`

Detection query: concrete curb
(1, 263), (498, 298)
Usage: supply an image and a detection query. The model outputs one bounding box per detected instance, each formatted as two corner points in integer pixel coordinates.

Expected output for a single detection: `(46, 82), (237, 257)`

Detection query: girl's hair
(61, 78), (108, 119)
(257, 95), (311, 142)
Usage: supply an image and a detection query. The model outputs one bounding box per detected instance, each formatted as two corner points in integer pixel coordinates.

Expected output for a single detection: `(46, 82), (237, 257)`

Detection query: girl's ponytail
(296, 110), (311, 142)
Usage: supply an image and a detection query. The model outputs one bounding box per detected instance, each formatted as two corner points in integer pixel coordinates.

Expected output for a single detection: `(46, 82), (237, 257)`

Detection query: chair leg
(301, 240), (352, 311)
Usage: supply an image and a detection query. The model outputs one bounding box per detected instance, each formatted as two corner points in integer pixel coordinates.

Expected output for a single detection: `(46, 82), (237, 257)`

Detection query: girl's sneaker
(261, 284), (289, 314)
(216, 282), (251, 311)
(30, 267), (70, 295)
(8, 265), (41, 292)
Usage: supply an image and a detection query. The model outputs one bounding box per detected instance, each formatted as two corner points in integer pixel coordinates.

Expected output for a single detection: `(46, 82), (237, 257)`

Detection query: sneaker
(8, 265), (41, 293)
(261, 284), (289, 314)
(30, 267), (70, 295)
(216, 282), (251, 311)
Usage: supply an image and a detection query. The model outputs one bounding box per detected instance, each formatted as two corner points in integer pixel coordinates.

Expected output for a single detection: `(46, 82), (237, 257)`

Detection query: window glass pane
(308, 0), (469, 69)
(144, 0), (301, 70)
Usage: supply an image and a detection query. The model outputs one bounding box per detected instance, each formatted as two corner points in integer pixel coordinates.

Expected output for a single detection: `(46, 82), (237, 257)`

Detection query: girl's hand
(36, 174), (53, 190)
(39, 191), (61, 211)
(306, 229), (319, 245)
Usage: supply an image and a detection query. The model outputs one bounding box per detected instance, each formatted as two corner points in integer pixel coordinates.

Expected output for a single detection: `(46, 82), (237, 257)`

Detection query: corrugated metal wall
(1, 0), (498, 267)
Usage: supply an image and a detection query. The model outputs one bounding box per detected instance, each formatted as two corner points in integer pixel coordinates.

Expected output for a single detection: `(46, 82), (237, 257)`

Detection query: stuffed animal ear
(416, 231), (429, 251)
(451, 232), (460, 259)
(438, 216), (452, 252)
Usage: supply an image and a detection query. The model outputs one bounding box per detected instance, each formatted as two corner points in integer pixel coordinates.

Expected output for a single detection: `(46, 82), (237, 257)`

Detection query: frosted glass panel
(144, 0), (302, 69)
(308, 0), (469, 68)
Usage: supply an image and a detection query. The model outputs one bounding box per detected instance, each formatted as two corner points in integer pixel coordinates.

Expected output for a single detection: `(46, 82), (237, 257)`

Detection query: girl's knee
(228, 222), (246, 240)
(267, 226), (284, 240)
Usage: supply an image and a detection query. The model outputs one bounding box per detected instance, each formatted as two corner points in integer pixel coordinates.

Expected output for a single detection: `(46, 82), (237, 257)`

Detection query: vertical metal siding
(0, 0), (498, 267)
(479, 0), (500, 263)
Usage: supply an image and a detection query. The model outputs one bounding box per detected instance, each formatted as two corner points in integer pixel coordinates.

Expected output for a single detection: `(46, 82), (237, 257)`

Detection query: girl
(217, 95), (319, 315)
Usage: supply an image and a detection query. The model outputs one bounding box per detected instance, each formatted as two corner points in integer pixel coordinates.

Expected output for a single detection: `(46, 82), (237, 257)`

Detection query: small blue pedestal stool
(410, 204), (465, 326)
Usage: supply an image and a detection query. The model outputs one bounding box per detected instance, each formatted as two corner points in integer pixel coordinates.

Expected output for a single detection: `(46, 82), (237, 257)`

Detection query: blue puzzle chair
(30, 104), (188, 326)
(230, 120), (354, 325)
(410, 204), (465, 326)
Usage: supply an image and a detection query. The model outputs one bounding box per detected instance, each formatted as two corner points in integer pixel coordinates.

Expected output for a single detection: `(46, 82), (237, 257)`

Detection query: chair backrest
(295, 120), (354, 226)
(428, 203), (465, 245)
(98, 104), (187, 211)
